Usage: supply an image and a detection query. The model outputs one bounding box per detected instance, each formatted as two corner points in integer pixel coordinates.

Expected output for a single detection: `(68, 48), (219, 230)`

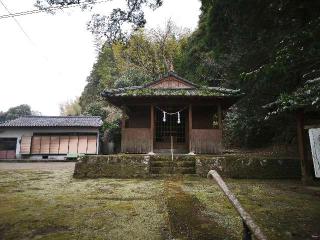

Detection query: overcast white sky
(0, 0), (201, 115)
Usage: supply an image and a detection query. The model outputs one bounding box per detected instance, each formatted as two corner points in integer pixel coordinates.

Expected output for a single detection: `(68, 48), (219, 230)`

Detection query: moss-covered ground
(0, 164), (319, 240)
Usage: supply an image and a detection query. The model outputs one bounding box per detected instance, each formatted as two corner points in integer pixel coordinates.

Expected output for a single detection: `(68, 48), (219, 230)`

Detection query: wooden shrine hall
(102, 72), (242, 154)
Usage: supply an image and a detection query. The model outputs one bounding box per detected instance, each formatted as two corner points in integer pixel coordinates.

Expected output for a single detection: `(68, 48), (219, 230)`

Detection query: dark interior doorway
(0, 138), (17, 159)
(154, 106), (188, 152)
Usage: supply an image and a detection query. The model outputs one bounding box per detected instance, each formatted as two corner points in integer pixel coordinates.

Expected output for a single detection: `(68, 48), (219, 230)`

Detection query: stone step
(154, 149), (189, 154)
(149, 174), (198, 178)
(149, 155), (196, 175)
(149, 167), (196, 174)
(174, 167), (196, 174)
(150, 161), (173, 167)
(150, 167), (174, 174)
(150, 156), (196, 162)
(150, 160), (195, 168)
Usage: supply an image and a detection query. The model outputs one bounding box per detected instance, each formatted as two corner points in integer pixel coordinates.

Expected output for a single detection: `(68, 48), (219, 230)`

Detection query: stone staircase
(149, 155), (196, 175)
(154, 149), (189, 154)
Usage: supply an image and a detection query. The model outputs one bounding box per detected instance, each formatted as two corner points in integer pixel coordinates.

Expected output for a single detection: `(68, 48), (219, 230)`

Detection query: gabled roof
(144, 71), (198, 89)
(102, 72), (242, 99)
(0, 116), (102, 128)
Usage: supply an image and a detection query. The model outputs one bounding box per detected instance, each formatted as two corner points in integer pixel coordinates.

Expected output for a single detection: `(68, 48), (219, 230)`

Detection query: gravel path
(0, 162), (75, 171)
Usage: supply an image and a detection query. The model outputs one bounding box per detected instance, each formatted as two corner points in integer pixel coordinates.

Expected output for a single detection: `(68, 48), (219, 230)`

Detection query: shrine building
(102, 72), (242, 154)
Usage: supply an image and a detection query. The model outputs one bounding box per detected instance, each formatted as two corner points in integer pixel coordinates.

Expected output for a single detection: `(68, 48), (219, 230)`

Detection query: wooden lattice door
(154, 107), (187, 151)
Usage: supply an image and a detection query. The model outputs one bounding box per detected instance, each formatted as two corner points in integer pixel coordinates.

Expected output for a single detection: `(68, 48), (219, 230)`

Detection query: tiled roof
(102, 72), (242, 98)
(0, 116), (102, 128)
(103, 86), (242, 97)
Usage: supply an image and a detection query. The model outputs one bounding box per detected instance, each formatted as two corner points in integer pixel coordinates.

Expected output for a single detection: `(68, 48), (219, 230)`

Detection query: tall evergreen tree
(179, 0), (320, 147)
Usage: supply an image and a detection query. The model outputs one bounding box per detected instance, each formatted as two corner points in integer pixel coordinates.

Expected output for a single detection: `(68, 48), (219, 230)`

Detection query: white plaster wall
(0, 129), (33, 157)
(0, 127), (99, 159)
(28, 155), (66, 160)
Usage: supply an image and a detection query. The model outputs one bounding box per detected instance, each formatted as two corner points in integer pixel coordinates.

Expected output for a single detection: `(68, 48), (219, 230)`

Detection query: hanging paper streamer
(156, 106), (187, 124)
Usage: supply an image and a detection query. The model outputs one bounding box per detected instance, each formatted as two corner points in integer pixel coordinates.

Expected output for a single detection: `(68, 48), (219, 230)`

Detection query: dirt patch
(164, 178), (234, 240)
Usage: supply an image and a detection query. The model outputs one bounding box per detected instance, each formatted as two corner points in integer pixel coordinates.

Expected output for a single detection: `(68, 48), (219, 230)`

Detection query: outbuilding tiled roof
(0, 116), (102, 128)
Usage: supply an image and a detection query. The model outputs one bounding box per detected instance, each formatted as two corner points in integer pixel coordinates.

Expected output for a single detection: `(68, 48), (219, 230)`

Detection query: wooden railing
(207, 170), (267, 240)
(121, 128), (151, 153)
(190, 129), (222, 154)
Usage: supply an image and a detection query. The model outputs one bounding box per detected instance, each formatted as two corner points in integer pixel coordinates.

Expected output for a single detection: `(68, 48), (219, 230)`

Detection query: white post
(96, 131), (100, 155)
(308, 128), (320, 178)
(171, 135), (173, 161)
(15, 136), (21, 159)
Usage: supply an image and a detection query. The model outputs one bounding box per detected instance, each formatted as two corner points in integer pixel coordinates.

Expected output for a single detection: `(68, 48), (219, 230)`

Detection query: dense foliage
(59, 98), (82, 116)
(36, 0), (163, 43)
(79, 0), (320, 148)
(0, 104), (34, 123)
(266, 78), (320, 117)
(79, 23), (188, 142)
(178, 0), (320, 147)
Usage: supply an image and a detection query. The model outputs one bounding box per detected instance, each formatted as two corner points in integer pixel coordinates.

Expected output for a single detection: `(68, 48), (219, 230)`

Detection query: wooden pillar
(121, 106), (126, 153)
(218, 103), (223, 130)
(150, 104), (154, 153)
(296, 110), (313, 185)
(189, 104), (193, 153)
(217, 103), (224, 154)
(121, 106), (126, 129)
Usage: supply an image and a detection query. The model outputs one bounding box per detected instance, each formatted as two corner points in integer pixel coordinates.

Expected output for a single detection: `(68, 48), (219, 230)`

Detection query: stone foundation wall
(196, 155), (301, 179)
(73, 154), (301, 179)
(73, 155), (150, 178)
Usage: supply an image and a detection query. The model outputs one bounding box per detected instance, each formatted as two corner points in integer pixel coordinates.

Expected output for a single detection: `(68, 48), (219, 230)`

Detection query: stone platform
(73, 154), (301, 179)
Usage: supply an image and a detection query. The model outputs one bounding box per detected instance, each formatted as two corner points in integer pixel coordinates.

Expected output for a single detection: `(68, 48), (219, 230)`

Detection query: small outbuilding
(0, 116), (102, 160)
(102, 72), (242, 154)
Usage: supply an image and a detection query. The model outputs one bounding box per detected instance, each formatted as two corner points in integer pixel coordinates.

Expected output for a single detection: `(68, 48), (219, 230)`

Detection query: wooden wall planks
(31, 136), (41, 154)
(20, 136), (32, 154)
(68, 136), (79, 154)
(49, 136), (60, 154)
(27, 134), (97, 155)
(59, 136), (69, 154)
(121, 128), (151, 153)
(148, 76), (193, 89)
(87, 135), (97, 154)
(40, 136), (50, 154)
(190, 129), (222, 154)
(78, 136), (88, 154)
(0, 150), (16, 159)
